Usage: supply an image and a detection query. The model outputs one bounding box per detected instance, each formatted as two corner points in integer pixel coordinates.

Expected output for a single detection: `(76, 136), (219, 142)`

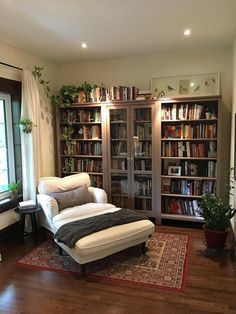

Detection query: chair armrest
(37, 194), (59, 220)
(88, 187), (108, 203)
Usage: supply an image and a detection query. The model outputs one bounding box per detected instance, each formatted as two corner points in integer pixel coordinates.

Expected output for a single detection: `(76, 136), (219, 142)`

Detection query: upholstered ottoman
(55, 219), (155, 274)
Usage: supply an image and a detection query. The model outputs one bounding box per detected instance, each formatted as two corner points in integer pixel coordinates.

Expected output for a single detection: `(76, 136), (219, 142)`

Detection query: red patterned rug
(16, 232), (189, 291)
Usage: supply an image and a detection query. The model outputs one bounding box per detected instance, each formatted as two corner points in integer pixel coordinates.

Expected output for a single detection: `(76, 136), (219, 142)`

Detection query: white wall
(0, 41), (58, 230)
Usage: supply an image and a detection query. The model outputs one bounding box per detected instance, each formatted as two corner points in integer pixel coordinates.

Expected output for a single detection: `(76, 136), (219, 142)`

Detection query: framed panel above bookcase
(159, 96), (221, 222)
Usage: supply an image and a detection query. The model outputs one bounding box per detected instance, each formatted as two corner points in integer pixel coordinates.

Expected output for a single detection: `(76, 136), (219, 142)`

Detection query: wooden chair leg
(58, 246), (63, 256)
(141, 242), (146, 254)
(81, 264), (87, 277)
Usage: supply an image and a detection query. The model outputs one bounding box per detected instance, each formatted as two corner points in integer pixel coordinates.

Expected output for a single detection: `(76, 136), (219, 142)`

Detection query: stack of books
(18, 200), (36, 210)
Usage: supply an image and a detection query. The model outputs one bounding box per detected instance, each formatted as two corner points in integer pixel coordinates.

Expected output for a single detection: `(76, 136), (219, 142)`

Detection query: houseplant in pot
(198, 192), (236, 249)
(8, 179), (21, 199)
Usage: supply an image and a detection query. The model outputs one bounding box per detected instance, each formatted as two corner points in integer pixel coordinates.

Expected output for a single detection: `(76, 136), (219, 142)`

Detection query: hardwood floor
(0, 224), (235, 314)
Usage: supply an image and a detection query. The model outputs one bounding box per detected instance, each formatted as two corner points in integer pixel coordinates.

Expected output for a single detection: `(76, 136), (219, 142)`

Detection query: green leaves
(198, 193), (236, 231)
(32, 66), (52, 100)
(8, 179), (21, 192)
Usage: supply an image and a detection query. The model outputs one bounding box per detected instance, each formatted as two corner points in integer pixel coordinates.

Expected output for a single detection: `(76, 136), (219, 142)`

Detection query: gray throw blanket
(54, 208), (148, 248)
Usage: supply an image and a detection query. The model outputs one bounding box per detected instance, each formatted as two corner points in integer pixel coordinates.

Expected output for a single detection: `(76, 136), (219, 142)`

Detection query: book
(18, 200), (36, 209)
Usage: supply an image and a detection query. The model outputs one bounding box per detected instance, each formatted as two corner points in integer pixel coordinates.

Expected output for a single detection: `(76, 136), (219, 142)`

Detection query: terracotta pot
(203, 224), (228, 249)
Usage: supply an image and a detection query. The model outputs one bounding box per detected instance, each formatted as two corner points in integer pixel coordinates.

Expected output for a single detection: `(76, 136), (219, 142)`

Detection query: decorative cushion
(49, 185), (93, 211)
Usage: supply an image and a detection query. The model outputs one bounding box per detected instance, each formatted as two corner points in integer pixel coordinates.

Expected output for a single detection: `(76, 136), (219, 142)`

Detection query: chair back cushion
(38, 173), (91, 195)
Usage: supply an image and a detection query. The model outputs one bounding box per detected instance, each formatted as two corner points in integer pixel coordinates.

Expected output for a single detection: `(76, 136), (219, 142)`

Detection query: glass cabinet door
(109, 108), (130, 208)
(132, 107), (153, 212)
(108, 105), (155, 215)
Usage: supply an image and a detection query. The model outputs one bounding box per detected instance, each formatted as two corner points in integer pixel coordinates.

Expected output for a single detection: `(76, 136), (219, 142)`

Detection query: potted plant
(198, 192), (236, 249)
(19, 118), (34, 133)
(8, 179), (21, 199)
(58, 85), (80, 106)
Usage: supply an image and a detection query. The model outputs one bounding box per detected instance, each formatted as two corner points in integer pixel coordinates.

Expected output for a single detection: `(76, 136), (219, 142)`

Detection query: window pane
(0, 100), (4, 123)
(0, 96), (14, 195)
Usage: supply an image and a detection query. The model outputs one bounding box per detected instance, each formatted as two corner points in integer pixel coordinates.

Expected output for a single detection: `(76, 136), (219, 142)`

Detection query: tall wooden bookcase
(159, 96), (221, 222)
(55, 96), (222, 225)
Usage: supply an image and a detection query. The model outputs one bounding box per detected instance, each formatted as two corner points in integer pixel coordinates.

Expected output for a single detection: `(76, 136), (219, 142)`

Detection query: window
(0, 93), (16, 198)
(0, 76), (21, 212)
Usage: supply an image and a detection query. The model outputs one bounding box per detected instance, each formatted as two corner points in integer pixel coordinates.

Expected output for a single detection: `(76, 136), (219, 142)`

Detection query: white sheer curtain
(21, 70), (43, 201)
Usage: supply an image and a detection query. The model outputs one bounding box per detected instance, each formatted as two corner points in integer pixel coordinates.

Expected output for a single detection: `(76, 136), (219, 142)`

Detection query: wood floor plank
(0, 225), (235, 314)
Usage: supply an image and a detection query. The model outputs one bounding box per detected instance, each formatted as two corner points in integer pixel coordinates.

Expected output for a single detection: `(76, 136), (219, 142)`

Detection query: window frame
(0, 92), (16, 199)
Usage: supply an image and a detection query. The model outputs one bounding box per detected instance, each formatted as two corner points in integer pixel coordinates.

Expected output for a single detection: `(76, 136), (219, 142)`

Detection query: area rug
(16, 232), (189, 291)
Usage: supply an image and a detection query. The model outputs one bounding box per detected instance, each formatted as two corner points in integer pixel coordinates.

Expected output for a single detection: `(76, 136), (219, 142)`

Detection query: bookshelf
(106, 101), (158, 219)
(159, 96), (221, 222)
(56, 104), (105, 188)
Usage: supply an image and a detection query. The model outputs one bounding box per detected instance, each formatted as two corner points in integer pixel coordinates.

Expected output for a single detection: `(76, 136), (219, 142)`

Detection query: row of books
(90, 175), (103, 188)
(162, 141), (215, 158)
(110, 158), (152, 171)
(134, 141), (152, 158)
(179, 160), (217, 177)
(162, 123), (217, 139)
(134, 108), (151, 121)
(135, 198), (152, 211)
(90, 86), (139, 102)
(162, 198), (200, 216)
(61, 108), (101, 123)
(62, 142), (102, 156)
(112, 179), (128, 195)
(134, 179), (152, 196)
(112, 195), (128, 208)
(78, 125), (101, 139)
(162, 160), (216, 177)
(111, 125), (127, 139)
(161, 103), (217, 121)
(61, 125), (101, 140)
(161, 178), (216, 195)
(110, 109), (126, 121)
(111, 159), (127, 170)
(62, 157), (103, 173)
(134, 159), (152, 171)
(135, 123), (152, 140)
(111, 142), (127, 156)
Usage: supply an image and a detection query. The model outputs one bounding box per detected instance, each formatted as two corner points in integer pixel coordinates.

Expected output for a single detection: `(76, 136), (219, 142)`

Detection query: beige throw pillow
(49, 185), (93, 211)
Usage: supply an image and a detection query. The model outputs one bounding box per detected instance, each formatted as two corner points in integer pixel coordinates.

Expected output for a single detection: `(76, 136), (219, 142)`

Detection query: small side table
(15, 206), (41, 241)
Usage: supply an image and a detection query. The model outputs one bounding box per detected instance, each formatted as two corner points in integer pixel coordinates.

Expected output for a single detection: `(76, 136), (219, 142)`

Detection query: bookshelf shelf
(161, 138), (217, 141)
(161, 157), (217, 160)
(161, 193), (202, 198)
(161, 175), (216, 180)
(161, 213), (203, 222)
(160, 96), (220, 222)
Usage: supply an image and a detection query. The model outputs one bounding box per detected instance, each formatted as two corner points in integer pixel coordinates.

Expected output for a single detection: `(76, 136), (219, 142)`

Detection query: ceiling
(1, 0), (236, 64)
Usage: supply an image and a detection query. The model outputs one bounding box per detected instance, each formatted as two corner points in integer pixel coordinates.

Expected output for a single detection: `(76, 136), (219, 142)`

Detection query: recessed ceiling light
(81, 42), (88, 48)
(190, 82), (195, 87)
(184, 29), (191, 36)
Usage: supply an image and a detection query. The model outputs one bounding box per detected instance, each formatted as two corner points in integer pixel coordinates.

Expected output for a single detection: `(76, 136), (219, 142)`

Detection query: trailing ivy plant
(32, 66), (51, 98)
(32, 66), (97, 106)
